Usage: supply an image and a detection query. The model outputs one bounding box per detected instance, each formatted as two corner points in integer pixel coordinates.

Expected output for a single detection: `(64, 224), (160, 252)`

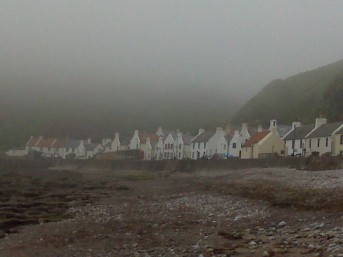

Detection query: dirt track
(1, 168), (343, 256)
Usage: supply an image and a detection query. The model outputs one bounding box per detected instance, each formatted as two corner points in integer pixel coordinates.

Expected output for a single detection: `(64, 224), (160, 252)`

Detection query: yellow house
(241, 123), (287, 159)
(332, 126), (343, 156)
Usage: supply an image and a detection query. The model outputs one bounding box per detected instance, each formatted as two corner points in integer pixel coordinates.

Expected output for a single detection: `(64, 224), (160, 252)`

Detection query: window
(224, 144), (226, 150)
(300, 140), (303, 148)
(192, 152), (194, 158)
(340, 135), (343, 145)
(197, 142), (200, 149)
(233, 143), (236, 149)
(326, 137), (329, 147)
(171, 144), (174, 149)
(317, 138), (320, 147)
(204, 142), (207, 148)
(192, 143), (195, 149)
(309, 139), (312, 148)
(179, 144), (182, 150)
(179, 152), (181, 158)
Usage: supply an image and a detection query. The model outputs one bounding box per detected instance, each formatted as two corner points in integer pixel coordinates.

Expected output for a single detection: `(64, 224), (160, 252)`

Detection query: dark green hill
(232, 59), (343, 125)
(0, 85), (240, 151)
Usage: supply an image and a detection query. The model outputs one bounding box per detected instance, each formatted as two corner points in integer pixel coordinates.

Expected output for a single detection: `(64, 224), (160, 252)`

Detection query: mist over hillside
(0, 83), (245, 150)
(231, 59), (343, 126)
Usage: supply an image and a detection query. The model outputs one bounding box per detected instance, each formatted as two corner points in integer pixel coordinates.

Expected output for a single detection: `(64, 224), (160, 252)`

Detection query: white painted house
(65, 139), (85, 159)
(163, 132), (177, 159)
(283, 122), (314, 156)
(154, 137), (164, 160)
(206, 127), (228, 159)
(228, 130), (241, 157)
(190, 129), (210, 160)
(174, 131), (193, 160)
(6, 147), (27, 157)
(110, 132), (121, 152)
(129, 130), (141, 150)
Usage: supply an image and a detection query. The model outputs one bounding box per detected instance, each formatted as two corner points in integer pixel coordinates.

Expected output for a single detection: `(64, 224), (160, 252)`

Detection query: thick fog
(1, 1), (343, 98)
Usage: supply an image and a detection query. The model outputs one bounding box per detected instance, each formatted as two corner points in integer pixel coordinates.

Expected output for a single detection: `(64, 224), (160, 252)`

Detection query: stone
(278, 221), (287, 227)
(263, 250), (270, 257)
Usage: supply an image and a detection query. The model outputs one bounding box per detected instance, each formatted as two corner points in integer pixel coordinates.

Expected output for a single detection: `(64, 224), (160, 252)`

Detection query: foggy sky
(1, 1), (343, 102)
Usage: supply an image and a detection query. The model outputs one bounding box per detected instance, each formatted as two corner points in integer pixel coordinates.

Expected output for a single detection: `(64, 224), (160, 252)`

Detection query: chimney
(114, 132), (119, 140)
(315, 117), (327, 128)
(198, 128), (205, 135)
(269, 119), (277, 130)
(292, 121), (301, 129)
(102, 139), (106, 146)
(87, 138), (91, 144)
(134, 130), (139, 136)
(242, 123), (248, 132)
(234, 130), (240, 136)
(177, 131), (182, 138)
(216, 127), (224, 135)
(156, 126), (163, 136)
(257, 124), (263, 132)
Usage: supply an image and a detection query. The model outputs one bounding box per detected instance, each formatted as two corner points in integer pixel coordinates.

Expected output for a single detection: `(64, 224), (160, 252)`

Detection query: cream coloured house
(304, 118), (343, 156)
(241, 120), (287, 159)
(332, 126), (343, 156)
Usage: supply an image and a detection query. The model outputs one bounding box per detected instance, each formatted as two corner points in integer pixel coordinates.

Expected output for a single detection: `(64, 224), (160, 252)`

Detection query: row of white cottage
(7, 117), (343, 160)
(117, 117), (343, 160)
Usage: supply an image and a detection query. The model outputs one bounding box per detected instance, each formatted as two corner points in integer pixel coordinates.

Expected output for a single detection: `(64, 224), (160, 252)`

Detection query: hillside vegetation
(0, 85), (239, 151)
(232, 59), (343, 125)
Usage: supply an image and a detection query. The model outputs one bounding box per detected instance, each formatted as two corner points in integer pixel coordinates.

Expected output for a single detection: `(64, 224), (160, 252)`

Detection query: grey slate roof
(306, 122), (343, 139)
(192, 131), (215, 143)
(84, 143), (98, 151)
(182, 134), (193, 145)
(65, 139), (82, 149)
(277, 125), (292, 138)
(120, 135), (131, 145)
(248, 127), (259, 137)
(283, 125), (315, 141)
(336, 126), (343, 135)
(225, 134), (233, 144)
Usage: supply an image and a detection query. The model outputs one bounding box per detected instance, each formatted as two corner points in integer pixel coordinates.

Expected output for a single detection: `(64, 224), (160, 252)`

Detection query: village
(6, 117), (343, 161)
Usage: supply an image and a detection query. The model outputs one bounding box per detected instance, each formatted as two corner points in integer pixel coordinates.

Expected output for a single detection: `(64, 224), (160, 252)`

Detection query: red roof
(139, 132), (159, 143)
(26, 137), (40, 147)
(52, 138), (67, 148)
(242, 131), (270, 147)
(36, 137), (56, 148)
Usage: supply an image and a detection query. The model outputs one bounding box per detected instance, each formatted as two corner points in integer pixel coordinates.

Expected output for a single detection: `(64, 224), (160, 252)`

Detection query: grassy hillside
(0, 85), (239, 151)
(231, 59), (343, 125)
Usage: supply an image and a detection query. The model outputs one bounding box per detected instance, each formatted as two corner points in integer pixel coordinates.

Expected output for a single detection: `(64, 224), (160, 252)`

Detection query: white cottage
(154, 137), (164, 160)
(283, 122), (314, 156)
(163, 132), (177, 159)
(129, 130), (141, 150)
(174, 131), (193, 160)
(206, 127), (228, 159)
(110, 132), (121, 152)
(65, 139), (85, 159)
(190, 129), (213, 160)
